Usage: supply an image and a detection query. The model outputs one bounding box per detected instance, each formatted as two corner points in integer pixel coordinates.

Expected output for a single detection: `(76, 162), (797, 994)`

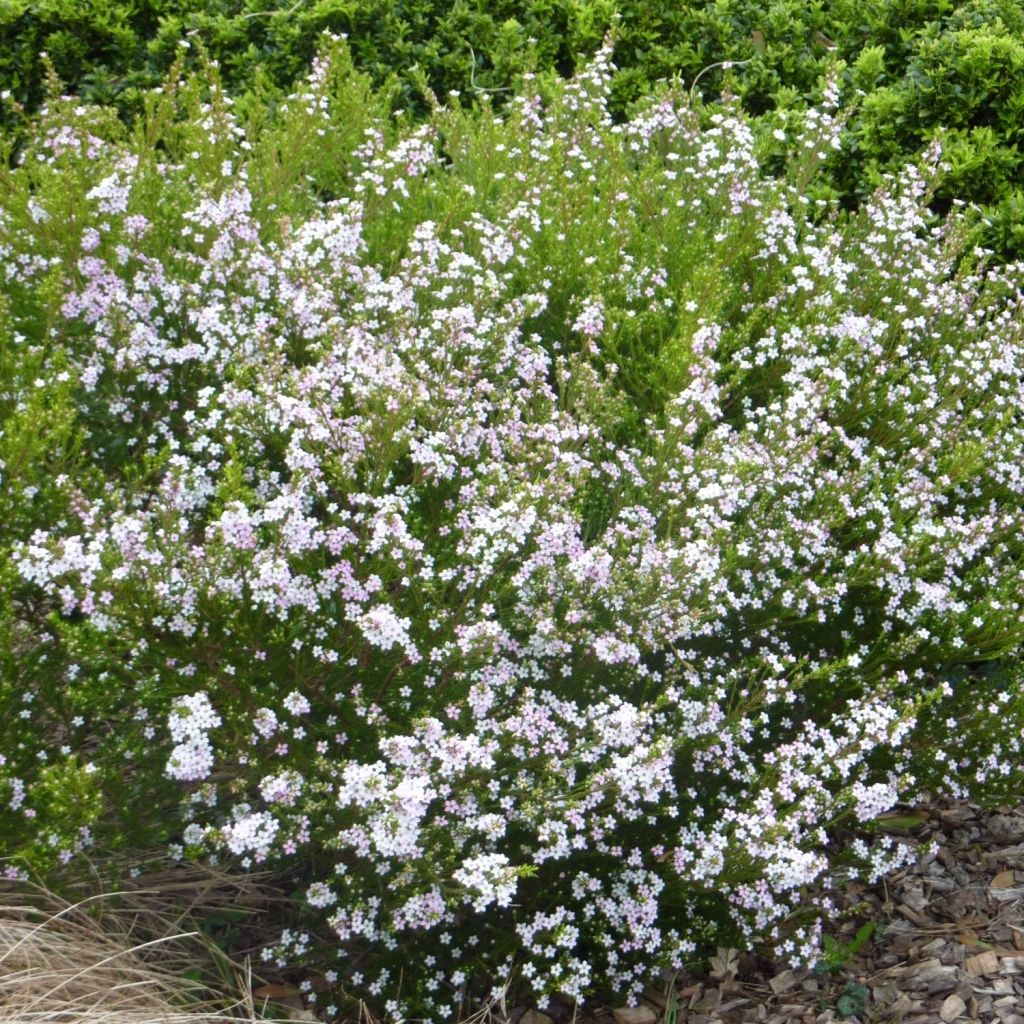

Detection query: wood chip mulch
(525, 802), (1024, 1024)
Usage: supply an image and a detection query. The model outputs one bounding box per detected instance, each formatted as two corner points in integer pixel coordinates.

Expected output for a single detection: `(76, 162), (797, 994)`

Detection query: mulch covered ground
(550, 803), (1024, 1024)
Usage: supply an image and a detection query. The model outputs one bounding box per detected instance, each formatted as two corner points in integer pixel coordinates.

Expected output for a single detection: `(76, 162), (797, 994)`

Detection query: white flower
(283, 691), (311, 716)
(223, 811), (279, 859)
(452, 853), (518, 911)
(166, 737), (214, 782)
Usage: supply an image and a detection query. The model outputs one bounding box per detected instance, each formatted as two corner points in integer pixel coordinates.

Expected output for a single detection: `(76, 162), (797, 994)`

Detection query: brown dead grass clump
(0, 879), (279, 1024)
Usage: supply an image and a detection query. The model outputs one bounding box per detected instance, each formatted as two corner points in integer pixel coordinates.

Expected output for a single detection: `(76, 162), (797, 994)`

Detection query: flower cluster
(166, 693), (220, 782)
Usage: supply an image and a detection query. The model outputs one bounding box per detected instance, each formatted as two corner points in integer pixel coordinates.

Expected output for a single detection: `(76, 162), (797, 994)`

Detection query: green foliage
(835, 980), (870, 1018)
(814, 922), (876, 975)
(0, 320), (95, 872)
(842, 2), (1024, 244)
(5, 0), (1024, 254)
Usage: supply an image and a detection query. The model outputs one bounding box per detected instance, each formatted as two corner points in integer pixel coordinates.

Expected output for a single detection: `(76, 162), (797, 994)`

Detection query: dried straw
(0, 881), (281, 1024)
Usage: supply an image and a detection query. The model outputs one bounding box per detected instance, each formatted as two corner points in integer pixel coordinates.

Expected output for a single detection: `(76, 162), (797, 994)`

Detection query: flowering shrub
(5, 37), (1024, 1018)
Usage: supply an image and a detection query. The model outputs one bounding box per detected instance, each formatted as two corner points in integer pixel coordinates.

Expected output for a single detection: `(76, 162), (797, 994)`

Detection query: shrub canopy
(4, 41), (1024, 1016)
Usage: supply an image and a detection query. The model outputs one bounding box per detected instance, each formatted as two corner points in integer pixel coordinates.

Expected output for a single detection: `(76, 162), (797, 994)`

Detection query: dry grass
(58, 852), (285, 954)
(0, 857), (522, 1024)
(0, 867), (285, 1024)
